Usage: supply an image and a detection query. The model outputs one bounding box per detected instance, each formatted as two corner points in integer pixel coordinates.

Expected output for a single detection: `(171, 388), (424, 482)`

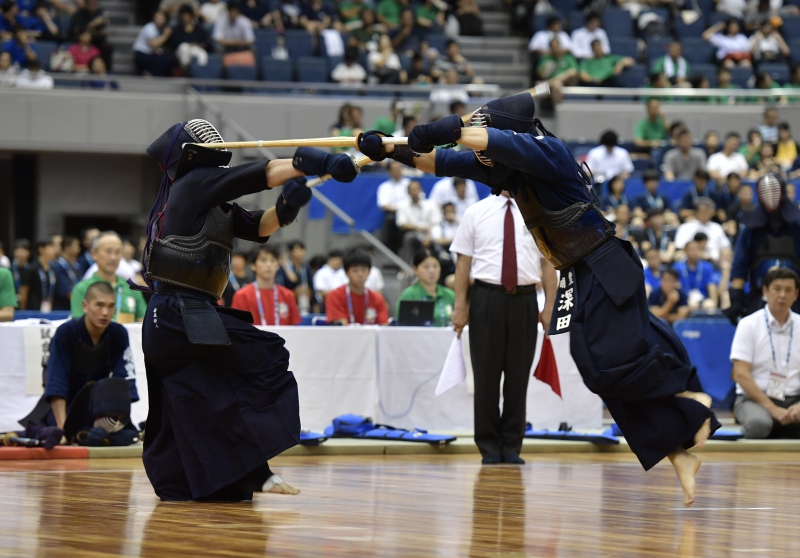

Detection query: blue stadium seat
(226, 65), (257, 81)
(691, 63), (718, 85)
(399, 54), (412, 72)
(550, 0), (577, 15)
(295, 56), (329, 82)
(781, 16), (800, 39)
(327, 55), (343, 73)
(791, 39), (800, 67)
(610, 37), (638, 60)
(759, 62), (790, 84)
(425, 33), (448, 53)
(708, 13), (738, 27)
(695, 0), (715, 13)
(729, 66), (753, 87)
(285, 29), (315, 58)
(602, 7), (634, 37)
(32, 40), (57, 67)
(568, 11), (584, 33)
(646, 37), (672, 65)
(261, 56), (293, 82)
(190, 54), (222, 79)
(254, 29), (278, 58)
(675, 14), (706, 39)
(673, 319), (737, 408)
(681, 38), (715, 64)
(616, 64), (646, 88)
(633, 158), (652, 171)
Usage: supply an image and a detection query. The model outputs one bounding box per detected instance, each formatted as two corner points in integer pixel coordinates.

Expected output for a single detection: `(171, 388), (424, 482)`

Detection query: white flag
(435, 337), (467, 396)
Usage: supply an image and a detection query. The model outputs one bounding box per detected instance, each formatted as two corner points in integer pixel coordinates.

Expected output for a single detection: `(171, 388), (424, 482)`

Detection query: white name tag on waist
(767, 371), (787, 401)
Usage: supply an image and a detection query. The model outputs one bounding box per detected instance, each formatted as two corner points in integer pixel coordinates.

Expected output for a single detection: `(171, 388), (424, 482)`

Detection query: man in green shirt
(373, 98), (404, 136)
(634, 98), (669, 150)
(0, 266), (17, 321)
(710, 67), (739, 105)
(651, 42), (691, 87)
(537, 38), (578, 83)
(70, 232), (146, 323)
(376, 0), (403, 29)
(578, 40), (634, 86)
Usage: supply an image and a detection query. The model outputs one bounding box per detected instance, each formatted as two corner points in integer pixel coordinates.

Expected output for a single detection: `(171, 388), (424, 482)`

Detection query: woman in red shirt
(232, 245), (301, 326)
(68, 31), (101, 72)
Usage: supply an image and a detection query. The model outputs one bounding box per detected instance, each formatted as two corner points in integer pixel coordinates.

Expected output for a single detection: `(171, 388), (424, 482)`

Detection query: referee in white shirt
(450, 192), (557, 464)
(730, 268), (800, 439)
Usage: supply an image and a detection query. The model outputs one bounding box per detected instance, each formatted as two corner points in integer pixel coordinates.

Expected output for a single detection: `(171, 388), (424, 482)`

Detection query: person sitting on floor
(21, 282), (139, 446)
(325, 248), (389, 325)
(731, 268), (800, 439)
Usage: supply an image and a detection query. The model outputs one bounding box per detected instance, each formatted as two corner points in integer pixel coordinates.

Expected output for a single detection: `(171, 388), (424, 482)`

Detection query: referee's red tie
(502, 200), (517, 292)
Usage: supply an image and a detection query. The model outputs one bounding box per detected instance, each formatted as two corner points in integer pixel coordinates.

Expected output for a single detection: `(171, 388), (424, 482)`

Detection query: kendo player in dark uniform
(357, 93), (720, 507)
(19, 281), (139, 448)
(138, 119), (359, 501)
(726, 172), (800, 324)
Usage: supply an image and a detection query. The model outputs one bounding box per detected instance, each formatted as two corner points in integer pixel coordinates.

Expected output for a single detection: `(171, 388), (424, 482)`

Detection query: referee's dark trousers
(469, 280), (539, 458)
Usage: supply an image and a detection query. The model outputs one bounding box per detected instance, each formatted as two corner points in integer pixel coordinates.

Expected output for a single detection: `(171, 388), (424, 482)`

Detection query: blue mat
(299, 430), (328, 446)
(323, 415), (456, 445)
(524, 425), (620, 445)
(609, 423), (743, 441)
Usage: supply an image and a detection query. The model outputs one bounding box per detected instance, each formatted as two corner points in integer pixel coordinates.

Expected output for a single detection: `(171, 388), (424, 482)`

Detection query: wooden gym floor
(1, 453), (799, 558)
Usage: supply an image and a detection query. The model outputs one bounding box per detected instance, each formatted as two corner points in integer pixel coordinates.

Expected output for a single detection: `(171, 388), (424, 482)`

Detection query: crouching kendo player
(137, 119), (359, 502)
(358, 93), (720, 507)
(20, 281), (140, 447)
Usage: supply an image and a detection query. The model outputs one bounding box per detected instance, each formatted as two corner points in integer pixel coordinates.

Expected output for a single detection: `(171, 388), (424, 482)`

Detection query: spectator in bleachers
(276, 240), (316, 314)
(0, 50), (17, 85)
(740, 129), (763, 167)
(159, 0), (200, 19)
(14, 56), (52, 88)
(674, 239), (720, 310)
(68, 29), (100, 71)
(221, 250), (253, 306)
(200, 0), (227, 25)
(394, 113), (416, 138)
(377, 160), (411, 252)
(635, 169), (674, 214)
(449, 99), (466, 117)
(349, 8), (379, 47)
(391, 8), (421, 56)
(326, 248), (389, 325)
(432, 39), (480, 84)
(331, 46), (367, 84)
(338, 0), (366, 27)
(232, 245), (302, 326)
(372, 98), (404, 135)
(570, 12), (609, 60)
(312, 250), (346, 300)
(430, 176), (478, 218)
(397, 180), (441, 262)
(536, 37), (578, 103)
(0, 1), (18, 39)
(241, 0), (275, 29)
(133, 10), (175, 77)
(642, 246), (663, 297)
(396, 248), (455, 326)
(11, 239), (31, 300)
(716, 0), (747, 19)
(431, 201), (459, 253)
(455, 0), (482, 36)
(0, 264), (15, 321)
(415, 0), (444, 32)
(528, 15), (572, 55)
(749, 20), (790, 62)
(417, 37), (440, 64)
(649, 267), (690, 324)
(703, 18), (752, 68)
(663, 128), (708, 181)
(752, 70), (784, 103)
(368, 33), (406, 84)
(407, 51), (432, 83)
(636, 208), (676, 262)
(578, 39), (634, 86)
(726, 181), (754, 221)
(775, 122), (799, 170)
(711, 67), (739, 104)
(585, 130), (634, 183)
(760, 106), (779, 142)
(703, 130), (721, 158)
(53, 236), (82, 311)
(730, 268), (800, 439)
(2, 26), (36, 67)
(19, 239), (56, 311)
(675, 197), (731, 263)
(652, 42), (691, 87)
(213, 1), (255, 54)
(170, 4), (210, 70)
(745, 0), (799, 31)
(679, 170), (712, 219)
(612, 203), (634, 244)
(376, 0), (404, 30)
(748, 141), (778, 178)
(691, 74), (712, 102)
(430, 67), (470, 103)
(633, 97), (669, 152)
(707, 131), (749, 183)
(86, 56), (115, 89)
(121, 239), (142, 277)
(599, 175), (630, 214)
(273, 0), (304, 31)
(300, 0), (334, 35)
(69, 0), (112, 71)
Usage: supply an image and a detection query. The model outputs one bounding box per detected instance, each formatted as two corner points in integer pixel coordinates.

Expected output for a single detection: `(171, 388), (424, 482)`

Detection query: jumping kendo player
(726, 172), (800, 324)
(357, 94), (720, 507)
(136, 119), (359, 501)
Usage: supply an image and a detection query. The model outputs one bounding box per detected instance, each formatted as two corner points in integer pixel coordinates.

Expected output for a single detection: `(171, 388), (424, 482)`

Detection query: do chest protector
(146, 205), (235, 299)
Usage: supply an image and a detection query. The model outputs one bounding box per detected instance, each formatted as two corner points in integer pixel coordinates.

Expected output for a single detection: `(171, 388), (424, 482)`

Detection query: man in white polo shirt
(584, 130), (634, 183)
(730, 267), (800, 439)
(450, 192), (557, 464)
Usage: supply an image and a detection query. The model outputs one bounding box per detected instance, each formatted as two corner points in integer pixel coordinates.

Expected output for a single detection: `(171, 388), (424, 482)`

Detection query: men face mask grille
(469, 109), (494, 167)
(185, 119), (225, 146)
(758, 174), (783, 213)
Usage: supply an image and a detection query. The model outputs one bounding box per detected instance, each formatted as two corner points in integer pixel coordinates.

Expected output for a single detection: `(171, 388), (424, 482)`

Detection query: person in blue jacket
(357, 93), (719, 507)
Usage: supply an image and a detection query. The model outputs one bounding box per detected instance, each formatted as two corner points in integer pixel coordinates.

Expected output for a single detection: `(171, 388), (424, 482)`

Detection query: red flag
(534, 336), (561, 397)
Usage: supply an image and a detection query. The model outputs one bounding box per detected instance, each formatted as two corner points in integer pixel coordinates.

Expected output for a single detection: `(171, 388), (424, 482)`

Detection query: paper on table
(435, 336), (467, 396)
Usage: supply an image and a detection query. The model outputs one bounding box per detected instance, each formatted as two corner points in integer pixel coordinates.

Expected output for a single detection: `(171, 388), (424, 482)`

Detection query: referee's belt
(474, 279), (538, 295)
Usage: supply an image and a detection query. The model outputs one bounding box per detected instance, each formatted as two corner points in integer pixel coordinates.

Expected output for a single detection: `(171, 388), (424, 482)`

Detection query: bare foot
(676, 391), (712, 408)
(263, 474), (300, 495)
(668, 448), (702, 508)
(693, 418), (712, 449)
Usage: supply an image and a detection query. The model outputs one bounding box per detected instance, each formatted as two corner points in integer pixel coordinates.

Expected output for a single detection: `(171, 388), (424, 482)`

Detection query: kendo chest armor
(513, 192), (615, 271)
(147, 206), (234, 299)
(750, 228), (800, 288)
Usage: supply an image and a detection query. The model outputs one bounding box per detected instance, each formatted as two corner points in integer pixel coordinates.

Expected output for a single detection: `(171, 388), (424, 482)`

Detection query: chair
(260, 56), (293, 82)
(285, 29), (316, 58)
(32, 41), (58, 68)
(254, 29), (278, 58)
(675, 15), (707, 39)
(425, 33), (448, 53)
(602, 7), (634, 37)
(695, 0), (715, 13)
(609, 37), (638, 60)
(758, 62), (790, 84)
(691, 63), (718, 85)
(633, 158), (652, 171)
(190, 54), (222, 90)
(781, 16), (800, 38)
(681, 38), (715, 64)
(399, 54), (412, 72)
(295, 56), (329, 82)
(790, 39), (800, 67)
(673, 319), (736, 408)
(226, 65), (257, 81)
(568, 10), (584, 33)
(646, 37), (672, 66)
(616, 64), (647, 88)
(729, 66), (753, 87)
(550, 0), (578, 15)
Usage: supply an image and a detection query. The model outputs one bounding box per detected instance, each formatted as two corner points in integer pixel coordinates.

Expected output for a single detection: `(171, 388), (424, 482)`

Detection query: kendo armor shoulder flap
(146, 206), (235, 299)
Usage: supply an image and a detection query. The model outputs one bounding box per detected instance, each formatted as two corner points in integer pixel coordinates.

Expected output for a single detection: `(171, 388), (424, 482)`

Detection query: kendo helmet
(146, 119), (231, 181)
(757, 172), (786, 213)
(468, 92), (537, 166)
